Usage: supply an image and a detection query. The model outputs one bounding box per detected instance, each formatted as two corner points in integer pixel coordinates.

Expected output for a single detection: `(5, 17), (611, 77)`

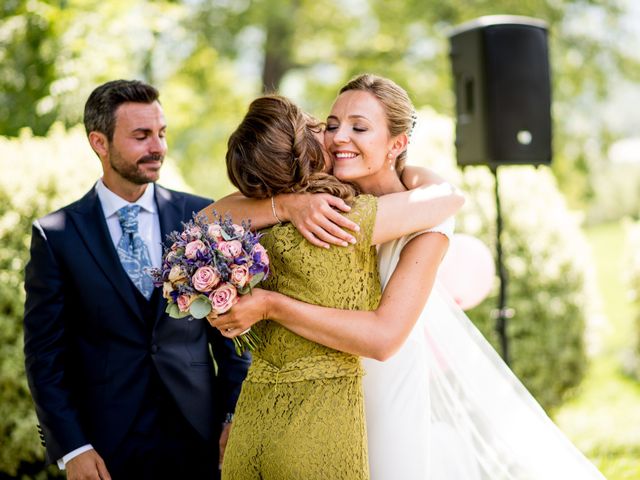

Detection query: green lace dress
(222, 194), (381, 480)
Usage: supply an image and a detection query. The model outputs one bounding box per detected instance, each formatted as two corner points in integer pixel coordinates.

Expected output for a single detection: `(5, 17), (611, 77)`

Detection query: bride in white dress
(214, 74), (605, 479)
(335, 74), (605, 479)
(369, 234), (605, 479)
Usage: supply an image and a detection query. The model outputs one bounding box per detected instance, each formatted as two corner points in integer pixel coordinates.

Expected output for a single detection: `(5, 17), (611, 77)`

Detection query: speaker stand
(491, 166), (514, 365)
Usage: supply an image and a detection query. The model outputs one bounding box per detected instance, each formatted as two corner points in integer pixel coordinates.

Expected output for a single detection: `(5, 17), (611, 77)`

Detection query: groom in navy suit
(23, 79), (250, 479)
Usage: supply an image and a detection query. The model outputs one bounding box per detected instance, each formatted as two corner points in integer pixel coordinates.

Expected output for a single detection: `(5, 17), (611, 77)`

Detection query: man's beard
(109, 146), (163, 185)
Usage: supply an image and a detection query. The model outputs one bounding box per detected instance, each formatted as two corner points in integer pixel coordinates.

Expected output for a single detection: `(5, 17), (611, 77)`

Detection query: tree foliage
(2, 0), (638, 203)
(179, 0), (639, 203)
(0, 1), (62, 136)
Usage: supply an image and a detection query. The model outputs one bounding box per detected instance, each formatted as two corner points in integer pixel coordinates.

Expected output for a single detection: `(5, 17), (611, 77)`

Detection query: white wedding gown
(362, 229), (605, 480)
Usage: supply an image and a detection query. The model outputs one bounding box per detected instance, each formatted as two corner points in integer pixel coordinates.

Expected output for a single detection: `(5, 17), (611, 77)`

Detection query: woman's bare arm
(369, 165), (464, 245)
(211, 232), (448, 361)
(203, 180), (463, 249)
(401, 165), (450, 190)
(372, 182), (463, 244)
(199, 166), (463, 248)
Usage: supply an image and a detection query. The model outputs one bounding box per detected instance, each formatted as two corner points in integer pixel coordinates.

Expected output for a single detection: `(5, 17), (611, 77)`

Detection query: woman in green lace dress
(218, 95), (458, 480)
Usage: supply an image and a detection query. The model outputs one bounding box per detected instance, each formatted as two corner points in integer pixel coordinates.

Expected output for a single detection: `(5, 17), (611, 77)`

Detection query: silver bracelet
(270, 196), (282, 224)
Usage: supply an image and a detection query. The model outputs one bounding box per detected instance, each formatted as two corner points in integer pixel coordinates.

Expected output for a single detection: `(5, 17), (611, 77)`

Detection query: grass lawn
(555, 221), (640, 479)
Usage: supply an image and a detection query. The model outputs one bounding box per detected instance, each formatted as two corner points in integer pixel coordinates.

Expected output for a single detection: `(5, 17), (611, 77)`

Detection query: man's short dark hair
(83, 79), (160, 141)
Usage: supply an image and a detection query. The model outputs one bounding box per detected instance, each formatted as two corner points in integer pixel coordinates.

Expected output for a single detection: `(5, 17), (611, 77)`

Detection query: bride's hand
(280, 193), (359, 249)
(210, 288), (271, 338)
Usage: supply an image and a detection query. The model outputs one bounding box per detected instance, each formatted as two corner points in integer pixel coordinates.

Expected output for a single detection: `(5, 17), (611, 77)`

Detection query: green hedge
(458, 166), (595, 411)
(0, 125), (187, 476)
(410, 110), (597, 412)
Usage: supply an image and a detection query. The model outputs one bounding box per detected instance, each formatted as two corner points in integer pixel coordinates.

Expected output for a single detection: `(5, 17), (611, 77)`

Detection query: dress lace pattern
(222, 194), (380, 480)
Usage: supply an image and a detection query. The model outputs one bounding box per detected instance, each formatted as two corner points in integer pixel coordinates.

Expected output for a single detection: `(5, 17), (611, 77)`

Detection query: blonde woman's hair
(339, 74), (415, 173)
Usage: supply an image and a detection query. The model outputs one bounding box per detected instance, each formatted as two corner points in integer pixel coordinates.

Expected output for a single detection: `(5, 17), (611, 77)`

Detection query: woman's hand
(209, 288), (272, 338)
(280, 193), (360, 248)
(203, 191), (360, 249)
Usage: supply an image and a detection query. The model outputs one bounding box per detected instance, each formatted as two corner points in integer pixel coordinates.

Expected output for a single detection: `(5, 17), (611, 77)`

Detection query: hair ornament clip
(409, 111), (418, 140)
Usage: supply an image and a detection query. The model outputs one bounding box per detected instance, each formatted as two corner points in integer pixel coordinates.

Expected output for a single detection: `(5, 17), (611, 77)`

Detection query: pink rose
(181, 226), (202, 241)
(162, 281), (174, 300)
(218, 240), (243, 259)
(207, 224), (224, 241)
(232, 224), (245, 236)
(177, 294), (196, 312)
(187, 226), (203, 239)
(192, 266), (221, 292)
(208, 283), (238, 315)
(251, 244), (269, 265)
(185, 239), (206, 259)
(168, 265), (188, 283)
(230, 264), (250, 288)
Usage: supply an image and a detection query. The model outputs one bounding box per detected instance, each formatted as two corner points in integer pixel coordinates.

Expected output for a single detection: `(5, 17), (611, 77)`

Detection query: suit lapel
(155, 184), (184, 243)
(153, 185), (185, 321)
(68, 188), (144, 321)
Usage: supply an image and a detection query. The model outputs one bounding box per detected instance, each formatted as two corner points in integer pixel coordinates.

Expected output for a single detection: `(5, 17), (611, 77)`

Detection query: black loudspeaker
(449, 16), (552, 168)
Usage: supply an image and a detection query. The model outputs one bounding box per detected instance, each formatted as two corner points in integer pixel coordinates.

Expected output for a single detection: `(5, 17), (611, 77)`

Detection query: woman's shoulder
(260, 194), (378, 247)
(353, 193), (376, 204)
(350, 194), (376, 214)
(347, 194), (378, 245)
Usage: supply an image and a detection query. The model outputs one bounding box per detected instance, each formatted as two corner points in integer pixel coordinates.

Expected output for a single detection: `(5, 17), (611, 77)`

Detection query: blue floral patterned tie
(116, 205), (154, 299)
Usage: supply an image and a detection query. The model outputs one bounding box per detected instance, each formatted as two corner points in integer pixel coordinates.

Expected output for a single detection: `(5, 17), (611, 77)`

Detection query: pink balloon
(437, 234), (495, 310)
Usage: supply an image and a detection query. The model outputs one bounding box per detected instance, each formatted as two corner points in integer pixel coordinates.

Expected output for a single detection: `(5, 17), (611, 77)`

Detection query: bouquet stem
(232, 328), (261, 355)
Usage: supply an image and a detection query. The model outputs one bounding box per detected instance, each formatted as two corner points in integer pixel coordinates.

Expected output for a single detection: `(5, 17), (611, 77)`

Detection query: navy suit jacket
(23, 184), (250, 464)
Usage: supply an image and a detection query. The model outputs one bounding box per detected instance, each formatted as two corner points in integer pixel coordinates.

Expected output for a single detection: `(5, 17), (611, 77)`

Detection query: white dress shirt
(58, 179), (162, 469)
(95, 179), (162, 269)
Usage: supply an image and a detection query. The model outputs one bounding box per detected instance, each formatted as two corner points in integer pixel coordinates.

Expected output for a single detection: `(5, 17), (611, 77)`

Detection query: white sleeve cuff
(407, 216), (456, 244)
(57, 444), (94, 470)
(425, 216), (455, 242)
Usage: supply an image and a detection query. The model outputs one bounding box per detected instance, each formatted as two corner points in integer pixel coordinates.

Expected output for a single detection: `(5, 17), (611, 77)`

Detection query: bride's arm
(401, 165), (451, 189)
(200, 192), (358, 248)
(372, 181), (463, 244)
(211, 232), (448, 361)
(201, 165), (463, 248)
(207, 186), (463, 248)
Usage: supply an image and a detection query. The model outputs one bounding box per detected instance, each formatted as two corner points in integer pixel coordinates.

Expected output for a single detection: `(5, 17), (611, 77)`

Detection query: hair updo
(226, 95), (357, 202)
(339, 74), (415, 173)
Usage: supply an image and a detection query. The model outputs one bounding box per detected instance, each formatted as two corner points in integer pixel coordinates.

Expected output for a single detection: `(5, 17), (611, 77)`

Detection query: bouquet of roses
(149, 212), (269, 354)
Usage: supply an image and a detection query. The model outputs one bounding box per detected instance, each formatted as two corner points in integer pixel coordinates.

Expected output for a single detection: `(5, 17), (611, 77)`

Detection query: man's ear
(88, 131), (109, 158)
